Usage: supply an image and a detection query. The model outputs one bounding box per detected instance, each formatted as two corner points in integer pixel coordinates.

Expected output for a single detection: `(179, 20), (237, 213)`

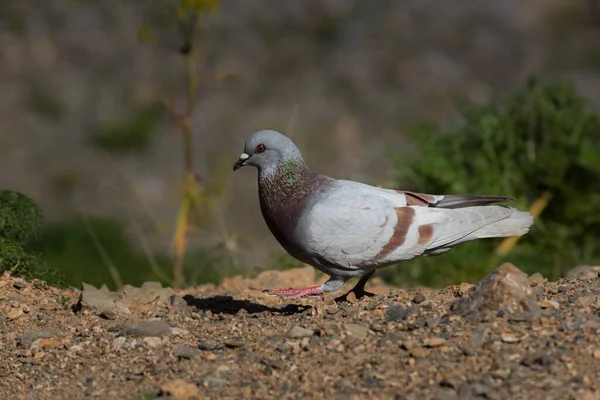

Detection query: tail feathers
(422, 207), (534, 256)
(435, 194), (515, 209)
(469, 209), (533, 239)
(435, 208), (533, 250)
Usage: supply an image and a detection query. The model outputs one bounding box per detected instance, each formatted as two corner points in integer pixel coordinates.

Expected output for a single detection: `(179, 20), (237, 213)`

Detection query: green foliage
(386, 78), (600, 287)
(37, 217), (231, 290)
(0, 190), (44, 247)
(91, 103), (165, 154)
(0, 238), (65, 286)
(0, 190), (65, 285)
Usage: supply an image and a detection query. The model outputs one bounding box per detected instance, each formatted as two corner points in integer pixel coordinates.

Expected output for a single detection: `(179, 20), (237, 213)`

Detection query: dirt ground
(1, 264), (600, 400)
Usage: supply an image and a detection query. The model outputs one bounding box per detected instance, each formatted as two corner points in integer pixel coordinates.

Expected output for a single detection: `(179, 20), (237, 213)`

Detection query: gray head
(233, 130), (304, 172)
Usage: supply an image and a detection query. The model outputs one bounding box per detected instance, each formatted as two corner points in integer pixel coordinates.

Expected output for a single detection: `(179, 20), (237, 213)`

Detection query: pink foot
(264, 286), (324, 300)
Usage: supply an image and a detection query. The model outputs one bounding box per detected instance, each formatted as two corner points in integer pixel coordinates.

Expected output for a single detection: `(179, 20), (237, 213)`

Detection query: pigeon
(233, 130), (534, 300)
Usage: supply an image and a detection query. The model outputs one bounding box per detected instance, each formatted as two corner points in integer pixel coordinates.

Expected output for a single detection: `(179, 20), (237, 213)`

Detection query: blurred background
(1, 0), (599, 290)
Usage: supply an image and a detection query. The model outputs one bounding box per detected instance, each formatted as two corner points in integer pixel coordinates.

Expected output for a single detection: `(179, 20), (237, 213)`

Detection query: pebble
(13, 281), (27, 290)
(343, 323), (370, 338)
(7, 308), (24, 320)
(115, 320), (172, 337)
(593, 348), (600, 359)
(202, 376), (229, 387)
(173, 345), (200, 360)
(539, 299), (559, 309)
(99, 310), (116, 320)
(224, 338), (245, 348)
(386, 305), (418, 322)
(198, 340), (223, 351)
(426, 317), (441, 328)
(576, 296), (596, 307)
(112, 337), (127, 350)
(425, 338), (446, 348)
(413, 293), (426, 304)
(142, 337), (162, 348)
(288, 326), (314, 339)
(160, 379), (200, 399)
(501, 334), (521, 343)
(400, 340), (419, 351)
(410, 347), (428, 358)
(68, 345), (84, 355)
(30, 338), (63, 355)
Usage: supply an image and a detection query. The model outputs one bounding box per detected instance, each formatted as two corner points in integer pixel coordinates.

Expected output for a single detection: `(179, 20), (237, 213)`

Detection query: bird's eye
(256, 144), (266, 153)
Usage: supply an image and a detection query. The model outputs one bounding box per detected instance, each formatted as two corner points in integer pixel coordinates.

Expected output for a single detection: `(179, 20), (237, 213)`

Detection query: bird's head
(233, 130), (303, 172)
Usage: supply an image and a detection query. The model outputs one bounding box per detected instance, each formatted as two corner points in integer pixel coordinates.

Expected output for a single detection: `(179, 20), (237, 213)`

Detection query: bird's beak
(233, 153), (250, 171)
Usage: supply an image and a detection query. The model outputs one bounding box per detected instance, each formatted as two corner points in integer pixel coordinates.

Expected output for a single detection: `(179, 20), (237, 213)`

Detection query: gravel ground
(1, 264), (600, 400)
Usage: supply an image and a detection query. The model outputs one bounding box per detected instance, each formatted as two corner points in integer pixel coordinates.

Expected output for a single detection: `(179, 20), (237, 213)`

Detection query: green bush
(0, 237), (64, 286)
(0, 190), (44, 246)
(0, 190), (65, 286)
(385, 78), (600, 287)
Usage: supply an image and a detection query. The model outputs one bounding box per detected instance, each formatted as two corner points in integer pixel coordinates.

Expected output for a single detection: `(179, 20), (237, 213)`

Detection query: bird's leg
(334, 271), (377, 302)
(265, 276), (346, 300)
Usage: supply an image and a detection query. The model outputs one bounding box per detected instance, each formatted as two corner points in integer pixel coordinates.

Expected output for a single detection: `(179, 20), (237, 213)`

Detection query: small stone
(410, 347), (428, 358)
(78, 282), (117, 312)
(576, 296), (596, 307)
(501, 334), (521, 343)
(160, 379), (200, 400)
(30, 339), (63, 355)
(68, 345), (84, 355)
(142, 337), (162, 348)
(539, 300), (559, 309)
(426, 317), (441, 328)
(99, 310), (116, 320)
(386, 305), (418, 322)
(198, 340), (223, 351)
(521, 352), (554, 367)
(288, 326), (314, 339)
(343, 323), (370, 338)
(450, 263), (538, 320)
(326, 308), (340, 315)
(470, 382), (491, 398)
(215, 365), (230, 374)
(114, 320), (172, 337)
(224, 338), (245, 348)
(593, 348), (600, 359)
(345, 291), (359, 304)
(400, 340), (419, 351)
(141, 281), (163, 290)
(173, 345), (200, 360)
(7, 308), (24, 320)
(528, 272), (546, 286)
(425, 338), (446, 348)
(13, 281), (27, 290)
(413, 293), (426, 304)
(112, 337), (127, 350)
(566, 265), (600, 280)
(202, 376), (229, 387)
(169, 295), (189, 312)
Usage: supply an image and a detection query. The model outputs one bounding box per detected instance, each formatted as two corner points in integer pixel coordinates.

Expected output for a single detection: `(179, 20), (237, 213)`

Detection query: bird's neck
(258, 158), (330, 233)
(258, 157), (315, 204)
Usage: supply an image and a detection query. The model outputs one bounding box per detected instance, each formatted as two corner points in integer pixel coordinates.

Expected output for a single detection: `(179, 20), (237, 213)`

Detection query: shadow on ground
(182, 294), (313, 315)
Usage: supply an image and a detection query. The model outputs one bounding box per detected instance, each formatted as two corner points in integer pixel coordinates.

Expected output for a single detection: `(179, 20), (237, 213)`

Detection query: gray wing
(296, 182), (420, 269)
(295, 181), (523, 270)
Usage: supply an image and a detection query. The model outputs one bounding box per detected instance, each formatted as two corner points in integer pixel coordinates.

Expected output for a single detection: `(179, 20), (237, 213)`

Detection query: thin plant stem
(82, 217), (123, 289)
